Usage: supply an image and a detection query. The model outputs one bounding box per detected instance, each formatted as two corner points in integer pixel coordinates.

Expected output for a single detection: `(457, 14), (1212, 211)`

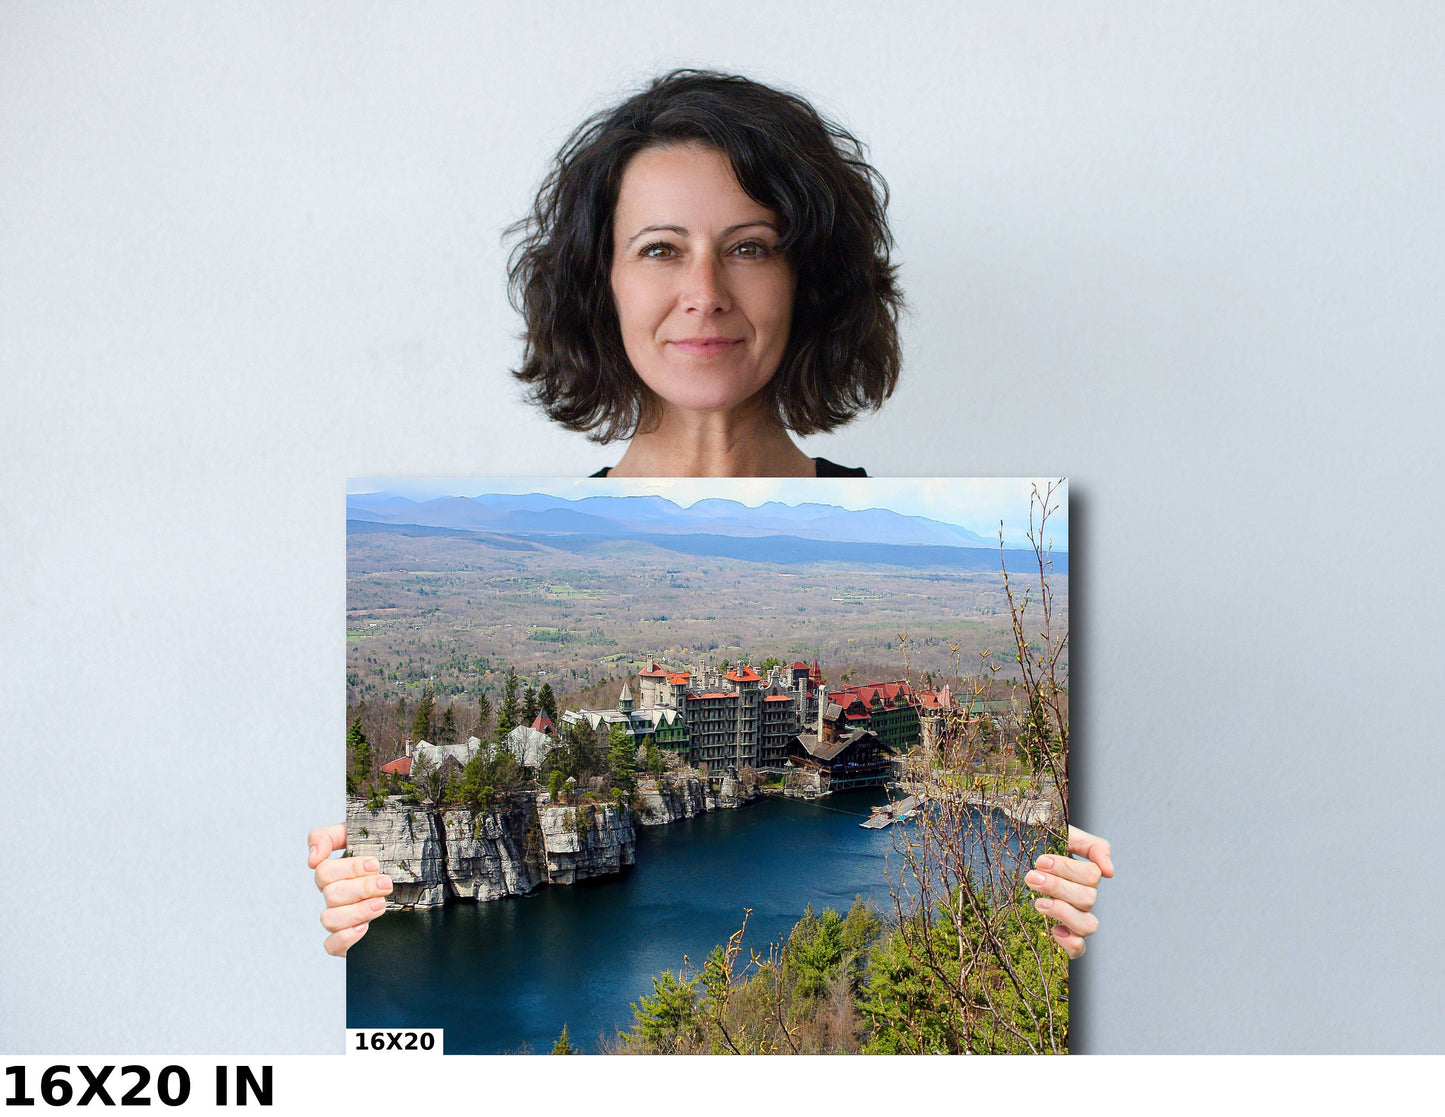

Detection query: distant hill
(346, 511), (1066, 574)
(346, 491), (1043, 555)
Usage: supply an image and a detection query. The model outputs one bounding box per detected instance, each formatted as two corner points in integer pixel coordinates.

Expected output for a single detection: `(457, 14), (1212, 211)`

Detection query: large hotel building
(562, 658), (927, 774)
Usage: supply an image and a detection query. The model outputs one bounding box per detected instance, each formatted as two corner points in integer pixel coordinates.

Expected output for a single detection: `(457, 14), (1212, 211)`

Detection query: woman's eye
(639, 242), (676, 259)
(731, 241), (770, 258)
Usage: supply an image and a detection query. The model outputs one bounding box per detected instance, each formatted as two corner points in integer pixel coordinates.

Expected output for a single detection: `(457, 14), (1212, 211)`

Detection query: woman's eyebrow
(623, 224), (686, 247)
(622, 220), (779, 247)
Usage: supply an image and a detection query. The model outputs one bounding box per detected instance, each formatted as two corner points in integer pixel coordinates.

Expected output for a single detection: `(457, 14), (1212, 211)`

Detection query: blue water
(345, 792), (1030, 1053)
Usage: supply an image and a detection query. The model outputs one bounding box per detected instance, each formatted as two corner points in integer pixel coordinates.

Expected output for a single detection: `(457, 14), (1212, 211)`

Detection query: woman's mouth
(668, 337), (743, 356)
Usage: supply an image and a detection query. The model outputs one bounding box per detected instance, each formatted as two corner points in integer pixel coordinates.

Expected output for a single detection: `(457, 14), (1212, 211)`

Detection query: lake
(344, 789), (929, 1053)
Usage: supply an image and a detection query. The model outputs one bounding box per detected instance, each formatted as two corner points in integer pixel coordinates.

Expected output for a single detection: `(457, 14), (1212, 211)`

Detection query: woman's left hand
(1025, 825), (1114, 959)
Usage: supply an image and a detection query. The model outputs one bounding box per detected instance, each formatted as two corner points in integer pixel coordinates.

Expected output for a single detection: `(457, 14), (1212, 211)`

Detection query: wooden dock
(860, 794), (919, 829)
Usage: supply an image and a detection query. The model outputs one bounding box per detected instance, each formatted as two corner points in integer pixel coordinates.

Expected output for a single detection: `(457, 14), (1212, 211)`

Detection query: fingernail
(1036, 855), (1055, 870)
(370, 898), (386, 911)
(1025, 870), (1046, 888)
(1035, 898), (1053, 912)
(364, 858), (379, 872)
(376, 875), (392, 891)
(309, 845), (318, 863)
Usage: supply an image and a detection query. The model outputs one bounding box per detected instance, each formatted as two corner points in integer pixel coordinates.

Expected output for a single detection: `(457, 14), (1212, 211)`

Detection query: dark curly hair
(507, 69), (903, 444)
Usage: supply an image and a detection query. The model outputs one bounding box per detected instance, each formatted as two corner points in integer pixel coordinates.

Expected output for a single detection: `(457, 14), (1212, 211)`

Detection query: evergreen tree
(550, 1023), (577, 1055)
(538, 682), (558, 722)
(411, 685), (436, 743)
(629, 971), (702, 1053)
(608, 724), (637, 792)
(522, 685), (539, 725)
(498, 667), (520, 734)
(346, 715), (372, 795)
(474, 693), (493, 737)
(440, 703), (457, 743)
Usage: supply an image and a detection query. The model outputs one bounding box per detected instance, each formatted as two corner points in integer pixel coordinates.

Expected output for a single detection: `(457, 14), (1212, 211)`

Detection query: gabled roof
(791, 727), (880, 764)
(725, 664), (761, 683)
(789, 661), (811, 670)
(667, 673), (691, 684)
(838, 680), (918, 708)
(531, 713), (555, 733)
(380, 756), (412, 775)
(504, 725), (556, 768)
(639, 661), (670, 677)
(410, 739), (482, 773)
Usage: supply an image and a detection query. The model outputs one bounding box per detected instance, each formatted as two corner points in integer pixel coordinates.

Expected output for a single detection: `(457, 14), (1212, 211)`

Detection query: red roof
(531, 713), (554, 733)
(725, 665), (762, 683)
(667, 673), (691, 684)
(763, 695), (793, 702)
(639, 661), (669, 677)
(789, 661), (810, 670)
(839, 680), (918, 708)
(381, 756), (412, 775)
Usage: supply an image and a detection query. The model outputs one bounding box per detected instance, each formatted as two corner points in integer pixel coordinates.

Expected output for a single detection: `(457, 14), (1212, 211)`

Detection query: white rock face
(345, 802), (449, 909)
(714, 766), (760, 810)
(345, 771), (759, 908)
(346, 794), (640, 907)
(537, 802), (634, 885)
(441, 804), (542, 902)
(634, 774), (709, 826)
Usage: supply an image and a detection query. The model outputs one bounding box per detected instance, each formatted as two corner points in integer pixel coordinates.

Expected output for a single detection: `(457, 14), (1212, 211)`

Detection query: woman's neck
(608, 401), (815, 478)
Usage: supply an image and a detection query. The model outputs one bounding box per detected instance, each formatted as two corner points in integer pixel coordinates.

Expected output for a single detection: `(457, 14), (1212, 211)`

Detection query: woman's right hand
(309, 823), (392, 956)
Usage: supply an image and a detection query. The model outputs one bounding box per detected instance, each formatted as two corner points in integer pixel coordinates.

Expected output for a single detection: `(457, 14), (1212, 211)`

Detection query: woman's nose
(680, 255), (731, 314)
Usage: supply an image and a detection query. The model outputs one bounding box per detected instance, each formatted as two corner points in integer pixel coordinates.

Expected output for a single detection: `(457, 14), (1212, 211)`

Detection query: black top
(590, 456), (867, 478)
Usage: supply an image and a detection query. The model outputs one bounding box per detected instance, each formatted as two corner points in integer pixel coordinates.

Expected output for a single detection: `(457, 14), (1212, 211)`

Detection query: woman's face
(609, 143), (795, 421)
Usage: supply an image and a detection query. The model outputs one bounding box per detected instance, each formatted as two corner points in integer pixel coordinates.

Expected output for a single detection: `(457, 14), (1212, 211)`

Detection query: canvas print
(344, 477), (1070, 1054)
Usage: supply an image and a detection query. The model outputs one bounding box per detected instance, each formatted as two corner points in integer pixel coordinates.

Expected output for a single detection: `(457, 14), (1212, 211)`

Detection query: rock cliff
(346, 796), (631, 910)
(634, 773), (710, 826)
(346, 770), (760, 909)
(536, 802), (634, 885)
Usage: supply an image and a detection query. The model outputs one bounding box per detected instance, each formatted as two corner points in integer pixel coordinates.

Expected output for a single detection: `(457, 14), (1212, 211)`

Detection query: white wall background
(3, 2), (1442, 1054)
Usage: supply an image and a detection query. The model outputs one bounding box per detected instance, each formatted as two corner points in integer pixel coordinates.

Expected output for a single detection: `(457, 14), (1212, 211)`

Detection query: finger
(308, 824), (348, 869)
(1033, 896), (1099, 939)
(1067, 825), (1114, 878)
(323, 872), (393, 908)
(1033, 852), (1102, 889)
(314, 855), (381, 891)
(321, 895), (390, 934)
(324, 920), (370, 958)
(1050, 923), (1085, 960)
(1025, 867), (1097, 912)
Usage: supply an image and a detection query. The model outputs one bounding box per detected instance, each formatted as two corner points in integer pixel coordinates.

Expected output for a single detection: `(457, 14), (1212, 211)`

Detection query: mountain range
(346, 491), (1068, 573)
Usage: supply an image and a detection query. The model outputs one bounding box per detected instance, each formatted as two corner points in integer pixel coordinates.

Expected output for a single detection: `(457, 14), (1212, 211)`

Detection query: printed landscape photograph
(344, 477), (1071, 1054)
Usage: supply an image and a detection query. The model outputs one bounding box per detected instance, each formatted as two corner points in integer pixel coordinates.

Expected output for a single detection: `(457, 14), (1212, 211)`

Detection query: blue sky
(347, 476), (1067, 550)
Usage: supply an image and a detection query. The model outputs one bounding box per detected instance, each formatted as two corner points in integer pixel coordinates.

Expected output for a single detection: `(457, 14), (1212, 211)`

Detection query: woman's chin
(647, 379), (774, 423)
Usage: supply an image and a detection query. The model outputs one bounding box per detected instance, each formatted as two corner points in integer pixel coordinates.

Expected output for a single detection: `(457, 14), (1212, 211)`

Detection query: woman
(312, 69), (1112, 960)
